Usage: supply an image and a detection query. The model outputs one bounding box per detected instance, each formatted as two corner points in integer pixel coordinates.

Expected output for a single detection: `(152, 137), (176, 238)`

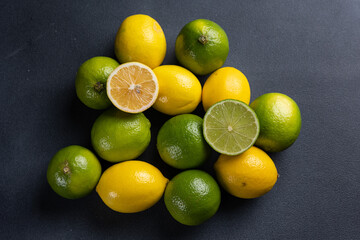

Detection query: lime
(175, 19), (229, 75)
(114, 14), (166, 69)
(152, 65), (202, 115)
(202, 67), (251, 111)
(157, 114), (210, 169)
(203, 99), (259, 155)
(164, 170), (221, 226)
(214, 146), (278, 199)
(96, 160), (168, 213)
(91, 108), (151, 162)
(250, 93), (301, 152)
(75, 56), (119, 110)
(47, 145), (102, 199)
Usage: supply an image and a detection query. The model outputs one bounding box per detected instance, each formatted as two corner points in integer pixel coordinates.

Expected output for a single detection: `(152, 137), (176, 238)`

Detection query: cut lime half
(203, 99), (260, 155)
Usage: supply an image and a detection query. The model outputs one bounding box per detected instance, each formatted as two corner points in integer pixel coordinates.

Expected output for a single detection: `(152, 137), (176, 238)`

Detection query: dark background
(1, 0), (359, 239)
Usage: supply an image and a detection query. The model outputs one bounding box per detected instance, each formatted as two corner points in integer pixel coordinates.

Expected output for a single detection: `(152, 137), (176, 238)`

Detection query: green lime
(91, 108), (151, 162)
(175, 19), (229, 75)
(203, 99), (260, 155)
(157, 114), (210, 169)
(47, 145), (102, 199)
(75, 56), (119, 110)
(250, 93), (301, 152)
(164, 170), (221, 226)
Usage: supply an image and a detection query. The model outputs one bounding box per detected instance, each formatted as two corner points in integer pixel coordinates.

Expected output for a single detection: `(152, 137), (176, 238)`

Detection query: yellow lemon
(153, 65), (202, 115)
(202, 67), (250, 111)
(214, 146), (278, 199)
(96, 160), (168, 213)
(114, 14), (166, 69)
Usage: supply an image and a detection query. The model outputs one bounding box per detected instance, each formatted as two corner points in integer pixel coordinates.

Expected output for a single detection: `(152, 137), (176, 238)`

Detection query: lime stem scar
(198, 35), (208, 45)
(94, 82), (104, 92)
(63, 162), (71, 175)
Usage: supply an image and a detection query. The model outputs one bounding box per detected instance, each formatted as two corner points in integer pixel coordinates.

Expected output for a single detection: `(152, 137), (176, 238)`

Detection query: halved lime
(203, 99), (259, 155)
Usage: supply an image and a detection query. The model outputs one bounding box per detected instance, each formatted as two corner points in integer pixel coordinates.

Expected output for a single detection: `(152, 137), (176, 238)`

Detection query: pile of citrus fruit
(47, 14), (302, 226)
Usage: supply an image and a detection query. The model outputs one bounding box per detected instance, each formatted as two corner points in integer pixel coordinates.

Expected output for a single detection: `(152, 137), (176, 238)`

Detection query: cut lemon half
(107, 62), (159, 113)
(203, 99), (259, 155)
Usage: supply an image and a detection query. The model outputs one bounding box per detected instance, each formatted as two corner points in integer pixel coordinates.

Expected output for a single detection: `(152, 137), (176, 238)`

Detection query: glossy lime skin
(91, 108), (151, 162)
(157, 114), (210, 169)
(164, 170), (221, 226)
(250, 93), (302, 152)
(175, 19), (229, 75)
(47, 145), (102, 199)
(75, 56), (119, 110)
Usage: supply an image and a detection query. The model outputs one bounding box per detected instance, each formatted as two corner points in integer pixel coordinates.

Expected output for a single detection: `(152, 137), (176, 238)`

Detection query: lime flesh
(203, 99), (259, 155)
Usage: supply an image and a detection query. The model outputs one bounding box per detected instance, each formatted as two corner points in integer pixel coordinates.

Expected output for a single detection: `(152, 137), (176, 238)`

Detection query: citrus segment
(203, 99), (259, 155)
(107, 62), (159, 113)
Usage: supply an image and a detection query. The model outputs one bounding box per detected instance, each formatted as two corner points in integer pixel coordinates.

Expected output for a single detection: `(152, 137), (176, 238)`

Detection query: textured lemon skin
(114, 14), (166, 69)
(96, 160), (168, 213)
(152, 65), (202, 115)
(214, 146), (278, 199)
(202, 67), (250, 112)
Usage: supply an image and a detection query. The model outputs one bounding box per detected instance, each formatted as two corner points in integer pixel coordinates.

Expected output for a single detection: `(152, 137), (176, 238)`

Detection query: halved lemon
(107, 62), (159, 113)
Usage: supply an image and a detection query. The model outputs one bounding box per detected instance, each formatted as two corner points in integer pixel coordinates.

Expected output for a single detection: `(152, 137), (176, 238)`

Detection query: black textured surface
(1, 0), (360, 239)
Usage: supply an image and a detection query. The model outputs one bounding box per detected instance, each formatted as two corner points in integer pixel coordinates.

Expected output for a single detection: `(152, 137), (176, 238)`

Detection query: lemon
(106, 62), (159, 113)
(214, 146), (278, 199)
(96, 160), (168, 213)
(250, 93), (302, 152)
(175, 19), (229, 75)
(91, 108), (151, 162)
(202, 67), (250, 112)
(152, 65), (202, 115)
(114, 14), (166, 69)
